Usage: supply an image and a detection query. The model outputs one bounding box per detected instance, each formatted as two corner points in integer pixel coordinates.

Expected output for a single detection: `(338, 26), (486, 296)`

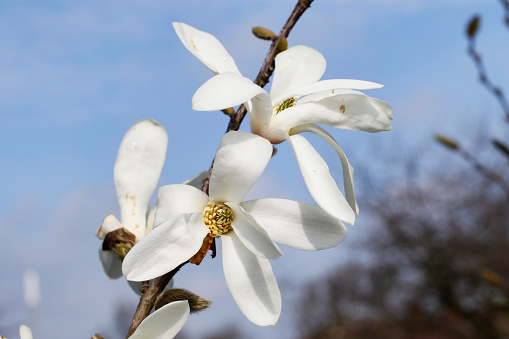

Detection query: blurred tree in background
(295, 3), (509, 339)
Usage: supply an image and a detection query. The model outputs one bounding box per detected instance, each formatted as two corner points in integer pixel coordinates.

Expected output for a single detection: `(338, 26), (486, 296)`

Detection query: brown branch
(126, 262), (187, 338)
(499, 0), (509, 30)
(467, 39), (509, 121)
(226, 0), (314, 133)
(457, 147), (509, 201)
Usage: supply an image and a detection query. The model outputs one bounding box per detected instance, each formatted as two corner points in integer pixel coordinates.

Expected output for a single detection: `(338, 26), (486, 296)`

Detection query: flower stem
(126, 262), (187, 338)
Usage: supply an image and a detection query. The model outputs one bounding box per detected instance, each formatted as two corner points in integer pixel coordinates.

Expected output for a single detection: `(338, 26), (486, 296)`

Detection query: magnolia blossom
(129, 300), (190, 339)
(173, 22), (393, 224)
(96, 119), (168, 279)
(123, 131), (348, 326)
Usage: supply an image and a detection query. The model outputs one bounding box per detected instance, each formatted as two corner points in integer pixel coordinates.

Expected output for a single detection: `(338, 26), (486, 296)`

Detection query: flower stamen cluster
(203, 202), (234, 237)
(274, 97), (297, 115)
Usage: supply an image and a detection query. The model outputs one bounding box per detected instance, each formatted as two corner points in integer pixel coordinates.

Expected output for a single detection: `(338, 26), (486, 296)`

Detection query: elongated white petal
(96, 214), (121, 239)
(182, 170), (208, 188)
(272, 79), (383, 105)
(99, 247), (123, 279)
(222, 232), (281, 326)
(210, 131), (272, 204)
(173, 22), (241, 75)
(271, 90), (393, 133)
(192, 72), (270, 113)
(270, 45), (326, 102)
(19, 325), (33, 339)
(154, 184), (209, 228)
(270, 130), (355, 224)
(123, 213), (209, 281)
(129, 300), (190, 339)
(115, 119), (168, 241)
(292, 124), (358, 214)
(226, 203), (283, 260)
(241, 199), (347, 250)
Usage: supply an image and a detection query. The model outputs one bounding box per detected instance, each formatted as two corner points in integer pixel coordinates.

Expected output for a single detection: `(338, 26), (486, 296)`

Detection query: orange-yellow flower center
(203, 202), (234, 237)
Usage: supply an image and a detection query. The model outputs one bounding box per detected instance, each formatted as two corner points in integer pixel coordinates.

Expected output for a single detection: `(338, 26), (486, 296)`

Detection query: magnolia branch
(467, 36), (509, 121)
(127, 1), (314, 336)
(126, 262), (187, 337)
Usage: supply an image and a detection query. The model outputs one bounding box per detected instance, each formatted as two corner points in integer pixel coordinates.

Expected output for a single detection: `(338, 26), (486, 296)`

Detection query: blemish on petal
(340, 105), (346, 114)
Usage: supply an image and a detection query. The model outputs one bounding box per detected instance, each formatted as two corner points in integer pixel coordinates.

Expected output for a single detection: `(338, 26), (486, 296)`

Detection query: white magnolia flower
(123, 131), (347, 326)
(96, 119), (168, 279)
(174, 22), (393, 224)
(129, 300), (190, 339)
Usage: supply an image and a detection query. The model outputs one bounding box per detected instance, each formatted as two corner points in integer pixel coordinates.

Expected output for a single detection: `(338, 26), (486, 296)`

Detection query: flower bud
(102, 228), (136, 260)
(275, 37), (288, 55)
(492, 139), (509, 158)
(222, 107), (235, 116)
(434, 134), (459, 150)
(466, 15), (480, 38)
(155, 288), (211, 313)
(252, 26), (276, 40)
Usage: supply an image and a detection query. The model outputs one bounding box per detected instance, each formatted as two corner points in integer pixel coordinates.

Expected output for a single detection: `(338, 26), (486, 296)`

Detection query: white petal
(272, 79), (383, 105)
(182, 170), (208, 189)
(99, 247), (123, 279)
(209, 131), (272, 204)
(129, 300), (190, 339)
(270, 45), (326, 102)
(123, 213), (209, 281)
(154, 184), (209, 228)
(222, 232), (281, 326)
(226, 203), (283, 260)
(270, 130), (355, 224)
(96, 214), (121, 239)
(173, 22), (241, 75)
(145, 204), (158, 234)
(115, 119), (168, 241)
(19, 325), (33, 339)
(241, 199), (347, 250)
(192, 72), (270, 113)
(271, 90), (393, 133)
(292, 124), (358, 214)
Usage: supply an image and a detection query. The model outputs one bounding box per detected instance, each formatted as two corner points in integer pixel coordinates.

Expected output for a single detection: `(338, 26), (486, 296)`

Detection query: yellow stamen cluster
(203, 202), (234, 237)
(274, 97), (297, 114)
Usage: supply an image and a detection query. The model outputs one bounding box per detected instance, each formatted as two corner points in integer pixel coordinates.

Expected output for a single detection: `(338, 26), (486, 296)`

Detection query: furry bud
(155, 288), (211, 313)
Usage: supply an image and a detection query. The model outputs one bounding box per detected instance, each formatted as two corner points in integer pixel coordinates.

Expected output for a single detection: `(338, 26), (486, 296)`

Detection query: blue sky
(1, 0), (508, 338)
